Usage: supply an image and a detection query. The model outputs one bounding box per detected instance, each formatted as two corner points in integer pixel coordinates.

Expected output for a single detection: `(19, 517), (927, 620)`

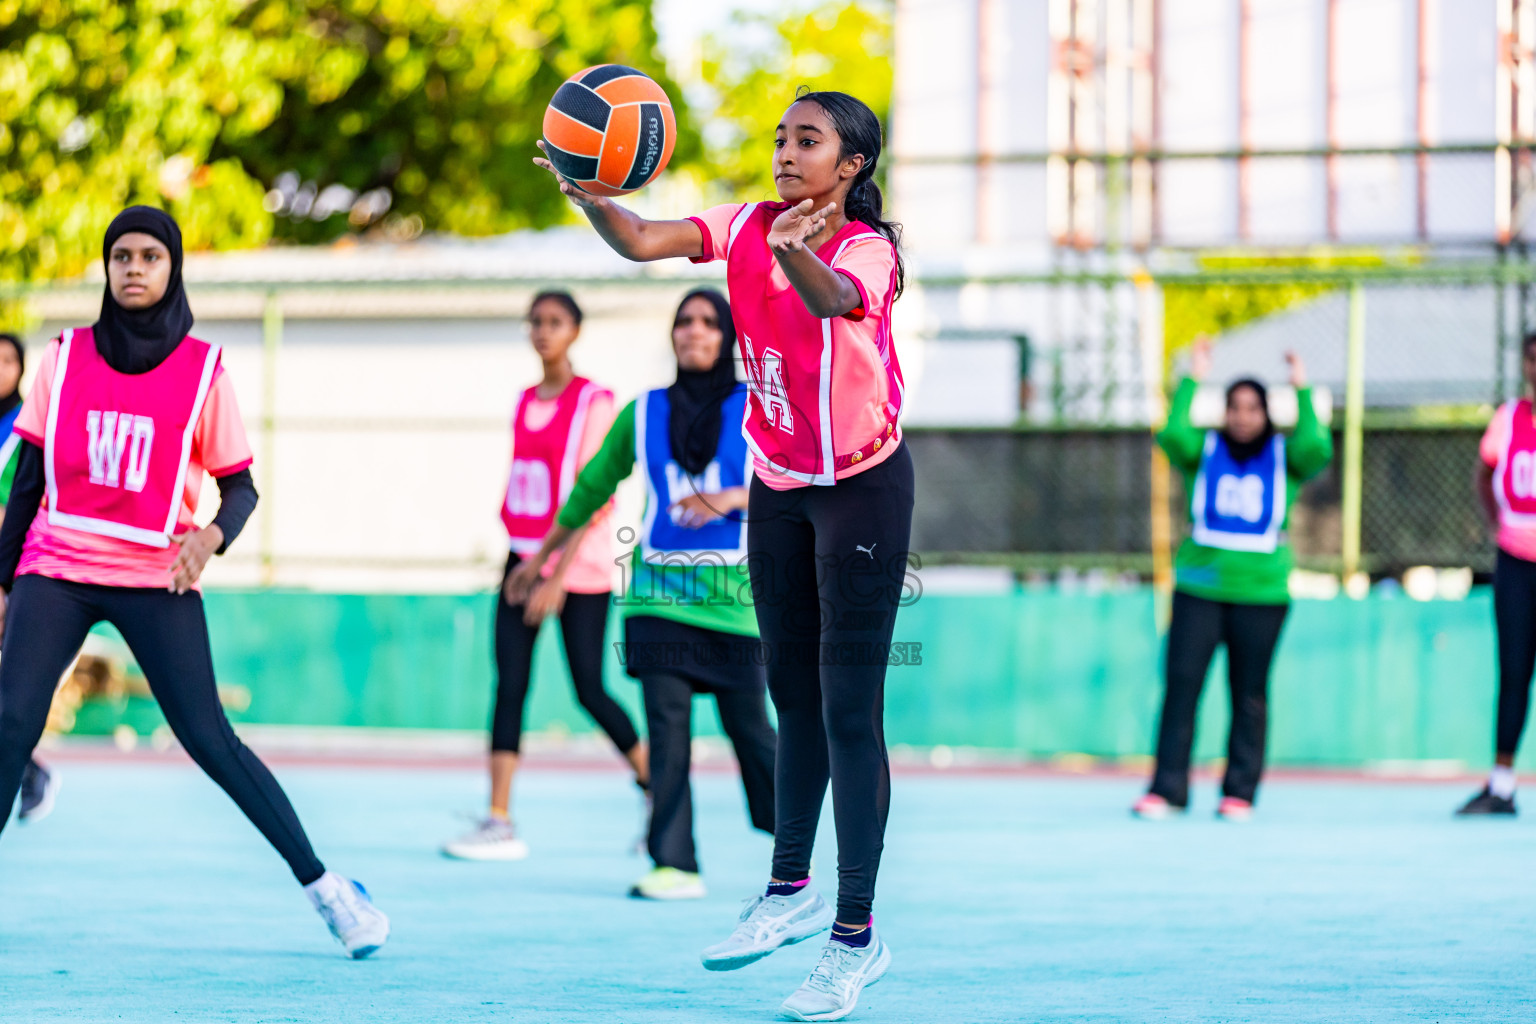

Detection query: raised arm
(1284, 352), (1334, 481)
(534, 143), (703, 262)
(1156, 336), (1212, 471)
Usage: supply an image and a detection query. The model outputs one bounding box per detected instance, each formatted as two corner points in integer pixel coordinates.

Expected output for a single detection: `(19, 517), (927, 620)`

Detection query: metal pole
(1498, 246), (1511, 402)
(1326, 0), (1341, 242)
(260, 289), (282, 586)
(975, 0), (995, 243)
(1341, 282), (1366, 580)
(1137, 269), (1174, 626)
(1415, 0), (1432, 240)
(1238, 0), (1252, 241)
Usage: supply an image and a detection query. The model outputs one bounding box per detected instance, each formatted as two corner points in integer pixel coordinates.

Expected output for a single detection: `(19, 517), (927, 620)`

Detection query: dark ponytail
(793, 87), (905, 300)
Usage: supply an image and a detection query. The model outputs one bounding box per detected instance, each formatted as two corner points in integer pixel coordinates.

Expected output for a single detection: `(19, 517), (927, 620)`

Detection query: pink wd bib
(725, 203), (891, 485)
(1496, 399), (1536, 529)
(43, 327), (220, 549)
(501, 377), (609, 552)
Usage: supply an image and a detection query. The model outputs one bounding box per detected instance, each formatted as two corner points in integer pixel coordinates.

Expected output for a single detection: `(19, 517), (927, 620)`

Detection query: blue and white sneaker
(780, 930), (892, 1022)
(306, 871), (389, 959)
(701, 884), (835, 971)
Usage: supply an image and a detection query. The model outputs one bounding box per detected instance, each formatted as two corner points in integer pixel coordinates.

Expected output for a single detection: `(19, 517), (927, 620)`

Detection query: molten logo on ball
(542, 65), (676, 198)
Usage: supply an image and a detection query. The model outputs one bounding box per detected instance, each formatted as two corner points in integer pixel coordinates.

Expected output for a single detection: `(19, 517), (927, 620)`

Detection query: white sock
(1489, 766), (1517, 800)
(304, 870), (345, 908)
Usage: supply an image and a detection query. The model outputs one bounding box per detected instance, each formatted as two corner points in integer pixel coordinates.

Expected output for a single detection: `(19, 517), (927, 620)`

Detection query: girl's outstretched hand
(768, 198), (836, 255)
(533, 141), (605, 211)
(1285, 349), (1308, 388)
(1189, 335), (1213, 382)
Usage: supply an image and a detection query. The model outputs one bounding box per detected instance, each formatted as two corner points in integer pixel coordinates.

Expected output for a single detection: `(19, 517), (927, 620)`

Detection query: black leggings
(748, 443), (914, 924)
(491, 555), (639, 755)
(1150, 590), (1289, 807)
(0, 575), (325, 884)
(641, 670), (775, 874)
(1494, 549), (1536, 757)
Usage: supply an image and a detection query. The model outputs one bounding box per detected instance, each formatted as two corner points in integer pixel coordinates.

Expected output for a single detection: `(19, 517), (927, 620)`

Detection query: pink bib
(1496, 399), (1536, 528)
(726, 203), (896, 484)
(42, 327), (220, 549)
(501, 377), (609, 552)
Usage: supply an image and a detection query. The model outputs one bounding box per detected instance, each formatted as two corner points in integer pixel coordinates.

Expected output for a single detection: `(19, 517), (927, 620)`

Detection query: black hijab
(95, 206), (194, 375)
(1222, 378), (1276, 462)
(0, 334), (24, 422)
(668, 289), (739, 476)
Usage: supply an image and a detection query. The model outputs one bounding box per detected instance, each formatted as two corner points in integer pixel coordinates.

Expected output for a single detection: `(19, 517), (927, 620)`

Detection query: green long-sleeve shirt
(556, 399), (758, 637)
(1157, 378), (1334, 605)
(0, 402), (23, 505)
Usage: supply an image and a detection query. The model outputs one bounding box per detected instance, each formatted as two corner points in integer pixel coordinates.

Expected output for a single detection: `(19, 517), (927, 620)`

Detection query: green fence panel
(65, 587), (1510, 770)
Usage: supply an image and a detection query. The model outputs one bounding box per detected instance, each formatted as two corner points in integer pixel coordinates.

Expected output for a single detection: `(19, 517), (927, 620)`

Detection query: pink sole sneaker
(1217, 797), (1254, 821)
(1131, 793), (1179, 819)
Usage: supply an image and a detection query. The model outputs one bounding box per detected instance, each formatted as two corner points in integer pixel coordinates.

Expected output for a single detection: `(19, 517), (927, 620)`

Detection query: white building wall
(893, 0), (1508, 257)
(890, 0), (1514, 426)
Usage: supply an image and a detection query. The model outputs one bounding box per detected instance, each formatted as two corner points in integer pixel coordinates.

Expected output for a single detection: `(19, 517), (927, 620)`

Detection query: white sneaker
(629, 865), (707, 900)
(306, 871), (389, 959)
(18, 760), (59, 824)
(780, 931), (892, 1022)
(700, 884), (835, 971)
(442, 817), (530, 861)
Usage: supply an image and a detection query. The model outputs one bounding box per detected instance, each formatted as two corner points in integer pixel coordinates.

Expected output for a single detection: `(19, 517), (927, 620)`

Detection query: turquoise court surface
(2, 760), (1533, 1022)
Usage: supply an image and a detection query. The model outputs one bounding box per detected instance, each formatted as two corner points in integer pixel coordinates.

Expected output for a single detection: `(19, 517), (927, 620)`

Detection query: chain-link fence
(6, 255), (1536, 586)
(912, 254), (1536, 577)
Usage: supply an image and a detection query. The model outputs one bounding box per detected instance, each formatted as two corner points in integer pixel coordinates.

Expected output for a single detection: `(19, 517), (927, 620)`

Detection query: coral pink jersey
(503, 377), (614, 594)
(688, 202), (903, 489)
(1484, 399), (1536, 562)
(13, 333), (253, 589)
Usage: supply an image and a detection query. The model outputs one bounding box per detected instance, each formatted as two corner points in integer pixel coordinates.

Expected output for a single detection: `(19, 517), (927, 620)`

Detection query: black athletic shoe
(1455, 786), (1516, 816)
(18, 759), (59, 823)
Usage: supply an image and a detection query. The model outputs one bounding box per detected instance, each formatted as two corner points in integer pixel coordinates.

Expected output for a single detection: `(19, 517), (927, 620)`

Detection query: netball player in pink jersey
(536, 89), (908, 1021)
(1459, 331), (1536, 815)
(0, 207), (388, 958)
(441, 291), (648, 861)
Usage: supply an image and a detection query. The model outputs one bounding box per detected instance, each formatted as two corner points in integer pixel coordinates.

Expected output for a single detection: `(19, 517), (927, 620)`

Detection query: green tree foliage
(0, 0), (276, 281)
(700, 2), (892, 202)
(224, 0), (696, 244)
(1163, 249), (1409, 363)
(0, 0), (689, 280)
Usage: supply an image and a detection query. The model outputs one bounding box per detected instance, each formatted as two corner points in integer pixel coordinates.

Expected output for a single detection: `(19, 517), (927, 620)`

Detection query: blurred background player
(509, 288), (776, 901)
(535, 88), (907, 1022)
(1133, 338), (1332, 821)
(0, 206), (387, 957)
(0, 331), (60, 823)
(1459, 332), (1536, 816)
(443, 290), (649, 861)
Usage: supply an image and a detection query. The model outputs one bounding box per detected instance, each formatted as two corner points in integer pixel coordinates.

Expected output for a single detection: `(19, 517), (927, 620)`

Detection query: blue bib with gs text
(1190, 431), (1286, 553)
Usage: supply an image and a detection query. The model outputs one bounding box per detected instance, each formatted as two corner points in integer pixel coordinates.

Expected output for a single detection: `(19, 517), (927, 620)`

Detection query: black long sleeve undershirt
(208, 468), (258, 555)
(0, 441), (259, 591)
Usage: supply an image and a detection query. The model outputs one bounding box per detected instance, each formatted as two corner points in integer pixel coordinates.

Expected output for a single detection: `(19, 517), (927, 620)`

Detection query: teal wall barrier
(75, 587), (1512, 770)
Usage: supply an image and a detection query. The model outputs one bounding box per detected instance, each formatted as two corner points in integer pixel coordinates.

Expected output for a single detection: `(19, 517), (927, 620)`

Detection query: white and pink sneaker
(1130, 793), (1180, 819)
(1217, 796), (1254, 822)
